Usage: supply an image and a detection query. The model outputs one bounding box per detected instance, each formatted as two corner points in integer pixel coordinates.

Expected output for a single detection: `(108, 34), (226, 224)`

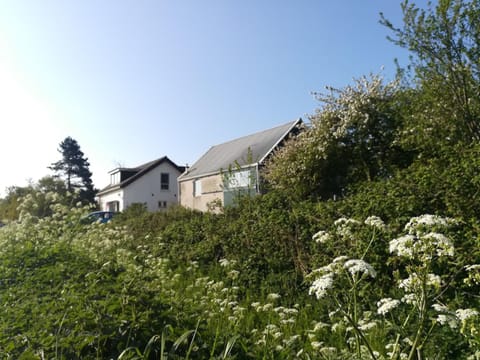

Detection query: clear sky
(0, 0), (432, 196)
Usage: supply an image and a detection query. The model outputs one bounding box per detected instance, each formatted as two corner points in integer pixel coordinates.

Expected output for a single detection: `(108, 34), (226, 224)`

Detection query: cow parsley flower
(313, 230), (332, 244)
(267, 293), (281, 301)
(309, 273), (334, 299)
(364, 216), (386, 230)
(436, 314), (458, 329)
(343, 259), (376, 278)
(455, 308), (479, 321)
(389, 235), (415, 258)
(377, 298), (400, 315)
(404, 214), (453, 234)
(422, 232), (454, 257)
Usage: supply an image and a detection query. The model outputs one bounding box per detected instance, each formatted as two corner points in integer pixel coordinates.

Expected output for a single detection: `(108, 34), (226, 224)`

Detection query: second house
(96, 156), (185, 212)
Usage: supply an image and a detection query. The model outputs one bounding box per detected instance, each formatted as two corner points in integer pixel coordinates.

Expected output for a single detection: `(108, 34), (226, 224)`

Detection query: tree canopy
(381, 0), (480, 145)
(49, 136), (95, 203)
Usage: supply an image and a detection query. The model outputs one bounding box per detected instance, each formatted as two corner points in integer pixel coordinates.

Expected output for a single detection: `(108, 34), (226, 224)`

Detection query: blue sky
(0, 1), (432, 195)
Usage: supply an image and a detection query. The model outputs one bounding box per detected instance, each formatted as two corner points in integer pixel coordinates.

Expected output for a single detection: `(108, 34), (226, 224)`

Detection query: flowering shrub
(264, 74), (409, 200)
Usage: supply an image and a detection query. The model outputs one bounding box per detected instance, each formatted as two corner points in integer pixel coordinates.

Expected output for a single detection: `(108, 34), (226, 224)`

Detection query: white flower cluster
(399, 273), (441, 292)
(333, 217), (361, 240)
(364, 216), (386, 230)
(309, 273), (334, 299)
(343, 259), (377, 278)
(377, 297), (400, 315)
(404, 214), (454, 233)
(464, 264), (480, 286)
(432, 303), (479, 330)
(389, 215), (455, 261)
(312, 230), (331, 244)
(308, 257), (376, 299)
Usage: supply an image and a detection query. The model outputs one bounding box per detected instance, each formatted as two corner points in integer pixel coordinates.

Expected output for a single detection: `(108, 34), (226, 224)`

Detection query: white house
(178, 119), (303, 212)
(96, 156), (185, 212)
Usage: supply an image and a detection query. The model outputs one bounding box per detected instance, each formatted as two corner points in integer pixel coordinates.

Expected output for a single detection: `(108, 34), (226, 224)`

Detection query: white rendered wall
(122, 162), (181, 211)
(98, 189), (124, 211)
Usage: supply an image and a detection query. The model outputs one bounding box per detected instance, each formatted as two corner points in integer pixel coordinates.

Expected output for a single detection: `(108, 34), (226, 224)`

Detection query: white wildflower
(377, 298), (400, 315)
(404, 214), (453, 234)
(313, 230), (332, 244)
(251, 302), (261, 310)
(309, 273), (334, 299)
(432, 303), (449, 313)
(422, 232), (454, 257)
(334, 217), (361, 226)
(343, 259), (376, 278)
(267, 293), (281, 301)
(358, 319), (377, 332)
(311, 341), (323, 350)
(465, 264), (480, 271)
(285, 308), (298, 315)
(401, 293), (417, 305)
(264, 324), (278, 333)
(455, 308), (479, 321)
(464, 264), (480, 285)
(313, 322), (329, 331)
(389, 235), (415, 258)
(227, 270), (240, 279)
(284, 335), (300, 346)
(436, 314), (458, 329)
(262, 303), (273, 311)
(255, 338), (266, 346)
(273, 332), (283, 339)
(426, 273), (442, 288)
(364, 216), (386, 230)
(219, 258), (230, 267)
(332, 256), (349, 263)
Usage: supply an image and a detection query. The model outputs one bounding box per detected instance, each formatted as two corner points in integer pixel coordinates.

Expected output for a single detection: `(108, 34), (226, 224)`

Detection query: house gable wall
(122, 161), (181, 211)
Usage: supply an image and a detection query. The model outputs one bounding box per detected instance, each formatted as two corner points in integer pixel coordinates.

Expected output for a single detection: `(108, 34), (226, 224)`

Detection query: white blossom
(343, 259), (376, 278)
(267, 293), (281, 301)
(404, 214), (454, 234)
(309, 273), (334, 299)
(455, 308), (479, 321)
(313, 230), (332, 244)
(389, 235), (415, 258)
(364, 216), (386, 230)
(436, 314), (458, 329)
(377, 298), (400, 315)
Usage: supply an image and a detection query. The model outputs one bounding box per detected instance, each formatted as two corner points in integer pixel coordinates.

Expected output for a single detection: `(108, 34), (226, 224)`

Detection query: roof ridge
(209, 119), (300, 149)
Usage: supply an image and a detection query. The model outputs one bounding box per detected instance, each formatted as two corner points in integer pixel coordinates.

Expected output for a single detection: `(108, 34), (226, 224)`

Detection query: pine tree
(49, 137), (96, 203)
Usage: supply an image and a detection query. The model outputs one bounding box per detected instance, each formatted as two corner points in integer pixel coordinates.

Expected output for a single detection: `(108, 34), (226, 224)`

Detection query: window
(110, 172), (121, 185)
(224, 170), (253, 189)
(106, 201), (119, 212)
(161, 173), (169, 190)
(194, 179), (202, 197)
(158, 201), (167, 209)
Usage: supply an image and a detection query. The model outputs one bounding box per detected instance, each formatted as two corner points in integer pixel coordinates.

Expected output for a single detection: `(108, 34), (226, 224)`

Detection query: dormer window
(110, 171), (121, 185)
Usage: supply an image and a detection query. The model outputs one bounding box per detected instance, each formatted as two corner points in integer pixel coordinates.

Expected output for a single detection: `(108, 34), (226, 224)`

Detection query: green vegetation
(2, 0), (480, 358)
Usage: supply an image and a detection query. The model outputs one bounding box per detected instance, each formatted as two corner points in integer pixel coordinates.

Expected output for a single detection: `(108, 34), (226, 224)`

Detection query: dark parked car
(81, 211), (116, 224)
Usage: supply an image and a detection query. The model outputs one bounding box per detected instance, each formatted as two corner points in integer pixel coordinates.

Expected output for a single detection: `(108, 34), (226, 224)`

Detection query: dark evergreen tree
(49, 137), (96, 203)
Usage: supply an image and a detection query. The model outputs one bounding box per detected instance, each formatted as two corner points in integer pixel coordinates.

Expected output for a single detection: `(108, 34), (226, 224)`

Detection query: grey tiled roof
(180, 119), (302, 180)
